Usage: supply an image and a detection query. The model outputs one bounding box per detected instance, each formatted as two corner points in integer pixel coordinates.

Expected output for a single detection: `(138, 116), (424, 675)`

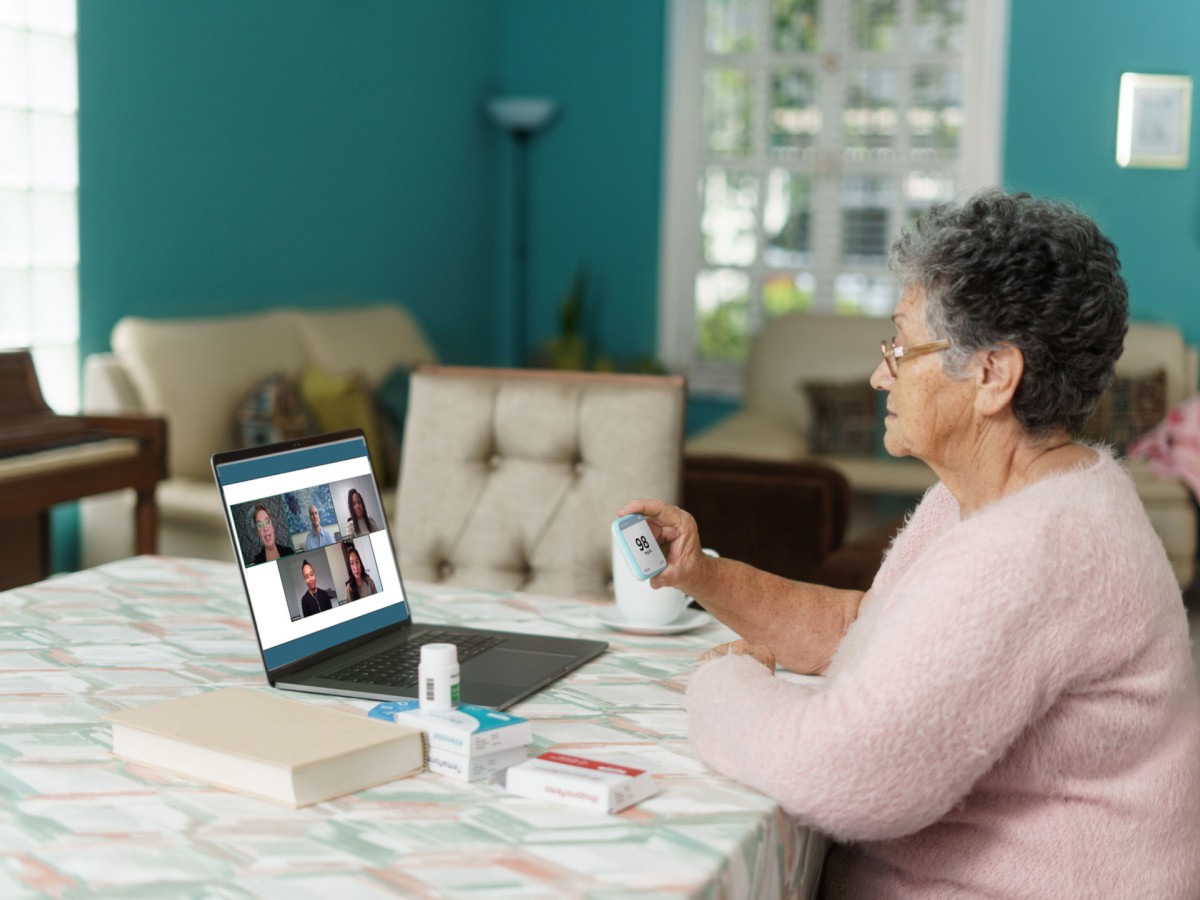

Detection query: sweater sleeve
(686, 487), (1103, 842)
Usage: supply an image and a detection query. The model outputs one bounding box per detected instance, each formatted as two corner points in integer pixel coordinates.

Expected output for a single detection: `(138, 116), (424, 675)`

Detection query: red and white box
(504, 751), (658, 813)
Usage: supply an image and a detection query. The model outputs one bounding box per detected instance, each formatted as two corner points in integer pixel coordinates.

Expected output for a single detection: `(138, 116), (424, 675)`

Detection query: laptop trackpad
(463, 647), (575, 687)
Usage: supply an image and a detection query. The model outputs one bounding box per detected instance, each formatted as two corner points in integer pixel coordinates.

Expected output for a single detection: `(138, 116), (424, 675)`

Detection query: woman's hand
(698, 639), (775, 671)
(616, 498), (716, 596)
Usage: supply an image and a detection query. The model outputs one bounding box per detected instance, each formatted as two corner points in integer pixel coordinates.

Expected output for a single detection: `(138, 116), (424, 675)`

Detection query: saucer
(594, 607), (713, 635)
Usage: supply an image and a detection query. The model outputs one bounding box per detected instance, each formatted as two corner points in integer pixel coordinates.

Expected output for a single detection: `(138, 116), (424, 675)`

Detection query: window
(659, 0), (1006, 394)
(0, 0), (79, 412)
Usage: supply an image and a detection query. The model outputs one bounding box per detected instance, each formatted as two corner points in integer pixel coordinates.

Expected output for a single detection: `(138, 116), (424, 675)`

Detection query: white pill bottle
(418, 643), (460, 711)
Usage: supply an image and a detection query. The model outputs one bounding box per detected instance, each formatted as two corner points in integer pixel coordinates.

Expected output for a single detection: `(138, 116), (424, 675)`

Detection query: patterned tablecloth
(0, 556), (827, 898)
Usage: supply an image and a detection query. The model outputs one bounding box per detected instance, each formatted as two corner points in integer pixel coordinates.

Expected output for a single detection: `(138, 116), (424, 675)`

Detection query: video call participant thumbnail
(344, 544), (377, 600)
(298, 559), (336, 618)
(344, 488), (379, 538)
(251, 503), (295, 565)
(304, 504), (335, 550)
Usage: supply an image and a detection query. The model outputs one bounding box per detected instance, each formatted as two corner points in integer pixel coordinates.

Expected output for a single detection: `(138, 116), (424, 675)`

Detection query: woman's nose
(870, 358), (893, 392)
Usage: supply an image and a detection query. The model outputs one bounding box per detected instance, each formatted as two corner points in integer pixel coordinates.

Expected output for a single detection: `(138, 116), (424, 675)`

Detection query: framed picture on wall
(1116, 73), (1193, 169)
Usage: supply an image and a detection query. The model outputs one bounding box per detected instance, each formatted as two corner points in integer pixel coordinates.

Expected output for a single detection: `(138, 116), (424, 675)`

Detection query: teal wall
(1005, 0), (1200, 345)
(78, 0), (505, 364)
(78, 0), (668, 373)
(495, 0), (666, 370)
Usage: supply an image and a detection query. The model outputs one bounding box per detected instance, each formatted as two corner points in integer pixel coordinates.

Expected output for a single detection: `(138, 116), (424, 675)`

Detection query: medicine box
(368, 700), (531, 757)
(427, 744), (528, 782)
(504, 751), (658, 813)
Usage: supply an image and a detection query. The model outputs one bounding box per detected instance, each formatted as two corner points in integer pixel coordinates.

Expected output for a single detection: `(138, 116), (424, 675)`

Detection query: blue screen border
(215, 435), (369, 486)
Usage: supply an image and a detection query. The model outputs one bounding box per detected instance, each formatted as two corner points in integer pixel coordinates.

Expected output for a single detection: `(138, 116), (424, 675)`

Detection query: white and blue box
(368, 700), (532, 756)
(369, 699), (533, 783)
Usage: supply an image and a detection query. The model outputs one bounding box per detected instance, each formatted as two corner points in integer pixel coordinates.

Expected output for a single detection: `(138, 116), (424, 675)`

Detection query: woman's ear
(974, 344), (1024, 417)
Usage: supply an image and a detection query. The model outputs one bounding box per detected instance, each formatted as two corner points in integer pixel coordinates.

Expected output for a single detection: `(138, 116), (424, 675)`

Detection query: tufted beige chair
(395, 366), (687, 600)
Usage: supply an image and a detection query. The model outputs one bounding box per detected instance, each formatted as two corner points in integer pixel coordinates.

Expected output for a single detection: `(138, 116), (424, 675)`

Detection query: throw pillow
(1078, 369), (1168, 455)
(233, 373), (320, 448)
(298, 365), (390, 482)
(801, 380), (881, 457)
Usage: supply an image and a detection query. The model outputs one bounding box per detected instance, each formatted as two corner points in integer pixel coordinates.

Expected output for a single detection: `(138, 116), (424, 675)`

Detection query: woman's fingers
(697, 639), (775, 670)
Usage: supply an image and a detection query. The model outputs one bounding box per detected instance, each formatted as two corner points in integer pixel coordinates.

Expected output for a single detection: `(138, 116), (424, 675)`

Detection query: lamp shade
(487, 97), (558, 133)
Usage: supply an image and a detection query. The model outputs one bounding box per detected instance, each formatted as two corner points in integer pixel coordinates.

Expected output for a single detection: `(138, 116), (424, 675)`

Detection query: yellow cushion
(298, 365), (387, 476)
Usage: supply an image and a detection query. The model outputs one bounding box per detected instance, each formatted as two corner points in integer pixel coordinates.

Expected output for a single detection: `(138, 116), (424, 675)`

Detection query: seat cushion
(686, 411), (808, 460)
(156, 477), (227, 529)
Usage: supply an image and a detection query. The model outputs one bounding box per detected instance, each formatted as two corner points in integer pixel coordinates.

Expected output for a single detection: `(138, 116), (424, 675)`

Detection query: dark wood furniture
(683, 454), (900, 591)
(0, 351), (167, 589)
(683, 455), (852, 583)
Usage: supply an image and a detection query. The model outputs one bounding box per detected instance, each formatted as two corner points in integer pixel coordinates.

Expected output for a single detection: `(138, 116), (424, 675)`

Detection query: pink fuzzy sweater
(686, 452), (1200, 898)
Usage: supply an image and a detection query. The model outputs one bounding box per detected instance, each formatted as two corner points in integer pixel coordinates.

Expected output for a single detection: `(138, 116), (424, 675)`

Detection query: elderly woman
(622, 192), (1200, 897)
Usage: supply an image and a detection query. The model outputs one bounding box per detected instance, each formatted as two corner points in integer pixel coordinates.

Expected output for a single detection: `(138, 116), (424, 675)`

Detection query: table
(0, 556), (827, 898)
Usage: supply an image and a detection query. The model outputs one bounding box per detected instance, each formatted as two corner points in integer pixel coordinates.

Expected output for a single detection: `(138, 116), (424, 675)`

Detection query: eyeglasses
(254, 517), (273, 531)
(880, 338), (951, 377)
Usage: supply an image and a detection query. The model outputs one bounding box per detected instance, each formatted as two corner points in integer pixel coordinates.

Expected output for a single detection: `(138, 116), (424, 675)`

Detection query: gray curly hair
(889, 190), (1129, 438)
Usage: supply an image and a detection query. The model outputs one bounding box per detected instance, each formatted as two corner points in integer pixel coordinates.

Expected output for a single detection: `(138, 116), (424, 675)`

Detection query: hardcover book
(109, 688), (425, 807)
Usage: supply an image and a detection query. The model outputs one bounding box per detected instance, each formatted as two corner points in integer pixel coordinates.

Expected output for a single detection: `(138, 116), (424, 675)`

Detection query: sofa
(81, 304), (437, 567)
(686, 312), (1199, 587)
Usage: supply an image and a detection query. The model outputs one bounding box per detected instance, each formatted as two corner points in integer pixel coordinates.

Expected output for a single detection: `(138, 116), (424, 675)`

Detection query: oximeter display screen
(619, 516), (667, 577)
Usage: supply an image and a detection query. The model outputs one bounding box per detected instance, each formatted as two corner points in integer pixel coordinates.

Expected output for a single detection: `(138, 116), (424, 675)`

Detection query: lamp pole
(486, 97), (558, 367)
(511, 128), (532, 367)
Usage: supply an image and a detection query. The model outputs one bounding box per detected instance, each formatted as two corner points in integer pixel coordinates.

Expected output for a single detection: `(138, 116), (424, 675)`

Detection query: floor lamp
(487, 97), (558, 367)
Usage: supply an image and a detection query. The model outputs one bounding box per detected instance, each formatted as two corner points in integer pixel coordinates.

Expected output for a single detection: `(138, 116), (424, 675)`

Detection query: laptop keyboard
(326, 630), (503, 688)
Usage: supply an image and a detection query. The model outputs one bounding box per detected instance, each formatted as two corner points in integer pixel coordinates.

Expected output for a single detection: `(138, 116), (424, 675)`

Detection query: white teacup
(611, 538), (719, 626)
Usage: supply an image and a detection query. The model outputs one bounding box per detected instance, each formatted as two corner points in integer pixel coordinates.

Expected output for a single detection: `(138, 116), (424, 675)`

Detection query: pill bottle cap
(420, 642), (458, 665)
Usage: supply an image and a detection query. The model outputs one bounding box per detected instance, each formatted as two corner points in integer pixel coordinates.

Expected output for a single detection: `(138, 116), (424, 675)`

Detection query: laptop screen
(213, 434), (410, 672)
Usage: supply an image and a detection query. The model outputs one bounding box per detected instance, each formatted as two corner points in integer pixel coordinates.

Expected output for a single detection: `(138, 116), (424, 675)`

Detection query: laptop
(211, 429), (608, 710)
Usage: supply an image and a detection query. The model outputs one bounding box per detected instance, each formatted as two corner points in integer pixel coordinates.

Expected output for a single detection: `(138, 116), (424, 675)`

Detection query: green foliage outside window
(772, 0), (819, 52)
(697, 297), (750, 362)
(698, 274), (815, 363)
(763, 277), (812, 316)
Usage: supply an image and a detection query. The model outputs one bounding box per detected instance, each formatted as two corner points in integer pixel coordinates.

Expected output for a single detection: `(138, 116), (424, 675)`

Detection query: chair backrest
(744, 312), (884, 435)
(396, 366), (687, 600)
